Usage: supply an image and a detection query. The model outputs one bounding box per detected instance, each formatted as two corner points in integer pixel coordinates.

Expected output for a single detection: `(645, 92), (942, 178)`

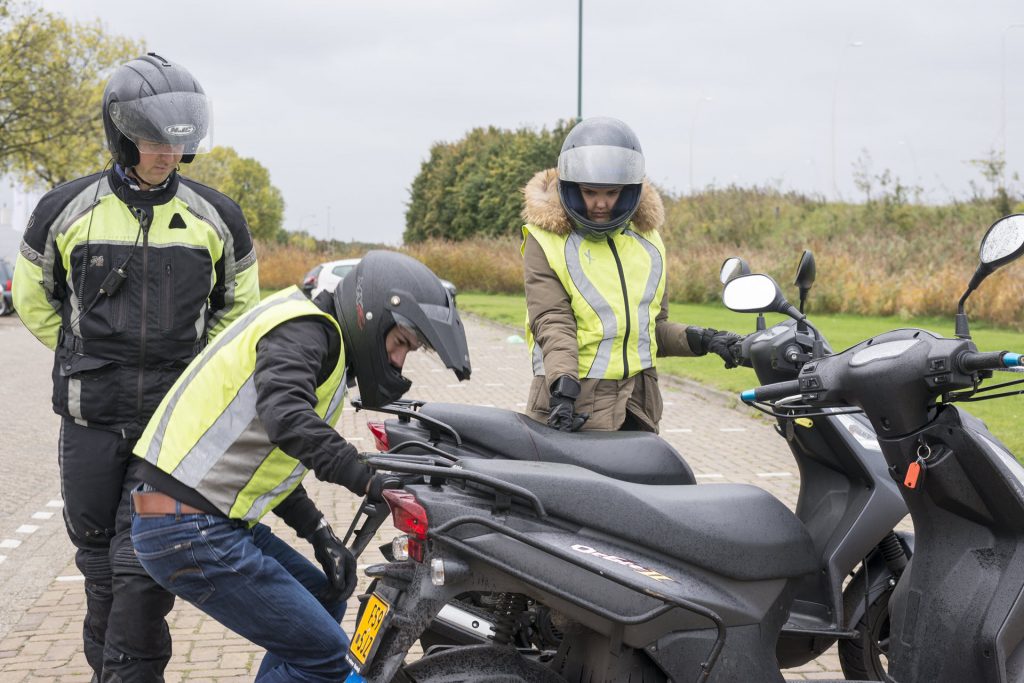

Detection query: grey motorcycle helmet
(557, 116), (646, 237)
(333, 251), (471, 408)
(102, 53), (212, 167)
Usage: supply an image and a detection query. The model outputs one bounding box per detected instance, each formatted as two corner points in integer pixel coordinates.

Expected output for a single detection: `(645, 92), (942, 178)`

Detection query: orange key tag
(904, 458), (923, 489)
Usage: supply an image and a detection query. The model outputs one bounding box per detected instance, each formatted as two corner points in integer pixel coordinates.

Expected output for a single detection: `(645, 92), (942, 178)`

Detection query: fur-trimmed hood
(520, 168), (665, 235)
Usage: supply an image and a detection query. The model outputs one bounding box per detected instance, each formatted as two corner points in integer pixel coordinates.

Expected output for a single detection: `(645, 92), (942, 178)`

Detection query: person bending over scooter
(129, 251), (471, 682)
(522, 116), (742, 433)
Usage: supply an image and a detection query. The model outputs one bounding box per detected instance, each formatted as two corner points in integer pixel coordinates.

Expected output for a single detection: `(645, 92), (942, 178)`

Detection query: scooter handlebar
(957, 351), (1023, 372)
(740, 379), (802, 403)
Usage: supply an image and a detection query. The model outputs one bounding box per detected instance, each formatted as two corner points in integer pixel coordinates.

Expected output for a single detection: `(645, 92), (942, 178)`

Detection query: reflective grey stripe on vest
(532, 343), (545, 376)
(243, 461), (307, 522)
(564, 232), (616, 378)
(140, 289), (309, 467)
(323, 370), (348, 421)
(626, 229), (664, 368)
(169, 375), (281, 516)
(239, 370), (348, 520)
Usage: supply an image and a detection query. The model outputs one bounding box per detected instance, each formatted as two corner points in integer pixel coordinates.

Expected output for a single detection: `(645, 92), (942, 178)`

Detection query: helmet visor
(558, 145), (645, 185)
(388, 297), (471, 381)
(109, 92), (213, 156)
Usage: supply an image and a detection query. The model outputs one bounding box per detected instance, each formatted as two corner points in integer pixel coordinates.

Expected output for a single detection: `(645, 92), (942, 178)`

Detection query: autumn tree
(404, 121), (574, 243)
(0, 1), (140, 187)
(185, 146), (285, 241)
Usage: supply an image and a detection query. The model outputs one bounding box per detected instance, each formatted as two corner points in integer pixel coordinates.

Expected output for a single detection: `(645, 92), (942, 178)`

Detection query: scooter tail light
(383, 489), (428, 542)
(367, 421), (389, 451)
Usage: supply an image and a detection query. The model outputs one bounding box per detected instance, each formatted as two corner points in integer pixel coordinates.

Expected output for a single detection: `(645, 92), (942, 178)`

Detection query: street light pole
(830, 40), (864, 199)
(577, 0), (583, 122)
(689, 96), (713, 194)
(1001, 24), (1024, 189)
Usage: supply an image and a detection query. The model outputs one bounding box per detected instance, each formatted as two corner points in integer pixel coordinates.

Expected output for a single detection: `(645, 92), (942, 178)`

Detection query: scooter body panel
(881, 406), (1024, 683)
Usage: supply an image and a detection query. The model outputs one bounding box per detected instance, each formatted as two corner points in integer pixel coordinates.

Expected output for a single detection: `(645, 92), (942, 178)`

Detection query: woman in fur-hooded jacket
(520, 117), (742, 433)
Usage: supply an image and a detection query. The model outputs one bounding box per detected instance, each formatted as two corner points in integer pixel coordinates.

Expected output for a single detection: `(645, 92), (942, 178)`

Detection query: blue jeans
(131, 513), (351, 682)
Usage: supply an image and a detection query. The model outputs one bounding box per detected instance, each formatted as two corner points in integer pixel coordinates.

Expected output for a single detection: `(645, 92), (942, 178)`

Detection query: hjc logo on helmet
(164, 124), (196, 136)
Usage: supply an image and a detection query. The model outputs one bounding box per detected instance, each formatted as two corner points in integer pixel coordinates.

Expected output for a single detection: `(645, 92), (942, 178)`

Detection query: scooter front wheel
(838, 574), (893, 681)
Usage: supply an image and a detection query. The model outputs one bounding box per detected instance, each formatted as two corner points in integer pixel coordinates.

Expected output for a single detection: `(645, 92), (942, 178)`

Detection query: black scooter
(344, 214), (1024, 682)
(345, 251), (910, 679)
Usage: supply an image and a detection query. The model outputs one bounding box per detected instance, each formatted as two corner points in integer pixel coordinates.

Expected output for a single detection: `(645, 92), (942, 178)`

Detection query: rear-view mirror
(722, 274), (786, 313)
(720, 257), (751, 285)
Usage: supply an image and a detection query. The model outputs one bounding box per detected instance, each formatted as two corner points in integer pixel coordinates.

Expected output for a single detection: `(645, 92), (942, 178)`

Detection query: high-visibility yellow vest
(133, 287), (347, 524)
(523, 225), (666, 379)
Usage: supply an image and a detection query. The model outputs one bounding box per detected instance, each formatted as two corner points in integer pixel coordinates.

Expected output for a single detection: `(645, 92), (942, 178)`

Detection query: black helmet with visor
(333, 251), (471, 408)
(102, 53), (213, 167)
(557, 116), (645, 237)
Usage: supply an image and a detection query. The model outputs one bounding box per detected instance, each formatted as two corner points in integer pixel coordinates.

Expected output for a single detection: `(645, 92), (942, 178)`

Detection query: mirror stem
(756, 313), (766, 331)
(955, 289), (972, 339)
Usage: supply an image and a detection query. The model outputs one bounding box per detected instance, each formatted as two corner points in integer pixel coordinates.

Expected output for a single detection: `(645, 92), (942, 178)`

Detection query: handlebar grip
(740, 379), (802, 403)
(957, 351), (1021, 372)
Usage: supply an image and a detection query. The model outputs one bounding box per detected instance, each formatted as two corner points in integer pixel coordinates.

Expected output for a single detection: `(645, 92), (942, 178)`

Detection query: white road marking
(56, 575), (85, 582)
(0, 556), (6, 564)
(31, 512), (54, 520)
(515, 402), (527, 407)
(757, 472), (793, 478)
(720, 427), (747, 432)
(445, 384), (466, 388)
(695, 473), (724, 479)
(46, 500), (63, 508)
(15, 525), (39, 534)
(665, 428), (693, 433)
(0, 539), (22, 549)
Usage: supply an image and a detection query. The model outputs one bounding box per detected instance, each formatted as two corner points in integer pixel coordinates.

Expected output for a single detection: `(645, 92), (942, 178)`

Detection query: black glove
(687, 327), (744, 369)
(547, 376), (589, 432)
(366, 472), (419, 502)
(307, 519), (357, 604)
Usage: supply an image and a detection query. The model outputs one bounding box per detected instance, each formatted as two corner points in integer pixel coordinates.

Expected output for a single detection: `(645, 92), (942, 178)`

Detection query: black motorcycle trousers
(59, 419), (175, 682)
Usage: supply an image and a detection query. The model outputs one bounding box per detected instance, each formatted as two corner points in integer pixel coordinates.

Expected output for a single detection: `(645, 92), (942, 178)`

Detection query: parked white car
(301, 258), (457, 301)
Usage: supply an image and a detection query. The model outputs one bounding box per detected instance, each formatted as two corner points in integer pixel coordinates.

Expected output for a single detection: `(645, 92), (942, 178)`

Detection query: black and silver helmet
(557, 116), (645, 237)
(102, 53), (212, 167)
(334, 251), (471, 408)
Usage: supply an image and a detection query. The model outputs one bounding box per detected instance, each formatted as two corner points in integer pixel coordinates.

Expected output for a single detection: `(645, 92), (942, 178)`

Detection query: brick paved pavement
(0, 313), (882, 681)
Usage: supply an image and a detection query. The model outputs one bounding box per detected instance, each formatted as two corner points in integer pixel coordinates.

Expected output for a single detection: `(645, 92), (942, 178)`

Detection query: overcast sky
(33, 0), (1024, 244)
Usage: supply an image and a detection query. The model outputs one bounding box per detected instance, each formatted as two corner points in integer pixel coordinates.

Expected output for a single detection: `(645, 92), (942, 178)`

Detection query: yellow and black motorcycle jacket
(13, 167), (260, 437)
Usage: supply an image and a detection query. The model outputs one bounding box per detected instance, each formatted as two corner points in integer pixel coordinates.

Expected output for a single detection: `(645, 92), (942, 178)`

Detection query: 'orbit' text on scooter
(571, 544), (675, 582)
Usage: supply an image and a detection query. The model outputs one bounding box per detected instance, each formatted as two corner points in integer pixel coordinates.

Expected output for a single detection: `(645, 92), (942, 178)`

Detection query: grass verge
(458, 292), (1024, 459)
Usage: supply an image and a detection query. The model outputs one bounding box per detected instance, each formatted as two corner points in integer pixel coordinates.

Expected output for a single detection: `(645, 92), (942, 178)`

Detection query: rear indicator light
(3, 279), (10, 292)
(367, 421), (389, 451)
(302, 275), (316, 287)
(383, 489), (428, 541)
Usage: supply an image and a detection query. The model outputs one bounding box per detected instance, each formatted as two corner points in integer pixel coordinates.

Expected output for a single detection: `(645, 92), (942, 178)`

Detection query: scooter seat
(458, 459), (817, 582)
(416, 402), (695, 485)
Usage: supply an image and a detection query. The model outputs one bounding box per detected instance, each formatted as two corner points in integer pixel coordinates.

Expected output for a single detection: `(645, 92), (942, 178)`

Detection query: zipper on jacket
(607, 237), (630, 378)
(161, 262), (173, 330)
(136, 209), (151, 414)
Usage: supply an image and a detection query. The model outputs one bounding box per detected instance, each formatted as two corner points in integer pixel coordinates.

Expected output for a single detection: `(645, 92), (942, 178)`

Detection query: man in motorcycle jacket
(129, 251), (472, 682)
(522, 116), (742, 433)
(12, 54), (260, 681)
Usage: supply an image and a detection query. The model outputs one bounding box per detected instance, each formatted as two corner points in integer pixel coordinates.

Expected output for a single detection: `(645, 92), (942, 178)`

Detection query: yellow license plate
(349, 593), (391, 668)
